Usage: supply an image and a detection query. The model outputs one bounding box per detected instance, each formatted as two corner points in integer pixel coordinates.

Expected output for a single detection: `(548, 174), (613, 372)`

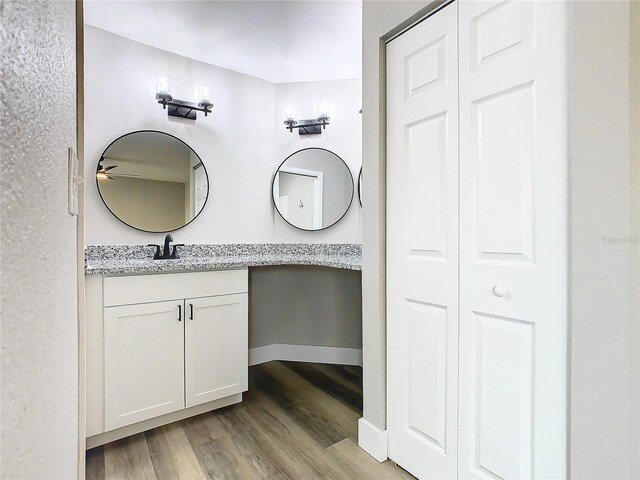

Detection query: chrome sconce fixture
(155, 77), (213, 120)
(283, 101), (330, 135)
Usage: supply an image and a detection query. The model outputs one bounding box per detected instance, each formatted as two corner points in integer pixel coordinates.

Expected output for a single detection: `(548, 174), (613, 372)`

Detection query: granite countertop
(85, 244), (362, 276)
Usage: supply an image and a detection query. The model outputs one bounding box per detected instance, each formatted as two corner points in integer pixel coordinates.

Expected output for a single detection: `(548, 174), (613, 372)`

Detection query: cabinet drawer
(104, 269), (248, 307)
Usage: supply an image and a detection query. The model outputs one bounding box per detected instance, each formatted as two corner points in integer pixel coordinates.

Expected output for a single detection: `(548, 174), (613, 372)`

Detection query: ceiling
(102, 132), (192, 183)
(84, 0), (362, 84)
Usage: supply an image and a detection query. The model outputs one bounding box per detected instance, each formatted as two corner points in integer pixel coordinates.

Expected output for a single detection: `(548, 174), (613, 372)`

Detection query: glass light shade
(198, 84), (211, 102)
(156, 76), (170, 94)
(317, 101), (330, 119)
(284, 105), (296, 122)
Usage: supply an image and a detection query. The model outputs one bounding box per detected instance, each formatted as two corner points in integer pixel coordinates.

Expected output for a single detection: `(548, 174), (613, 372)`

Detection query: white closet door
(458, 1), (568, 479)
(386, 3), (459, 478)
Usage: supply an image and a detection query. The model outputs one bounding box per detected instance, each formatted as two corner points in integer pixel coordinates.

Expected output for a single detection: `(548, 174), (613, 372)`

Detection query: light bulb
(317, 101), (330, 119)
(284, 105), (296, 122)
(198, 84), (211, 103)
(156, 76), (170, 94)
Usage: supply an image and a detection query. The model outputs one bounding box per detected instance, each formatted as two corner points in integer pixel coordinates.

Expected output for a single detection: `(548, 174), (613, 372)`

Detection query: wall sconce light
(283, 102), (330, 135)
(155, 76), (213, 120)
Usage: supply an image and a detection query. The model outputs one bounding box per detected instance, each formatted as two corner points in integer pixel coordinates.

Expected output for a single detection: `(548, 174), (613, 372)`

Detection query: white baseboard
(358, 417), (388, 462)
(249, 344), (363, 366)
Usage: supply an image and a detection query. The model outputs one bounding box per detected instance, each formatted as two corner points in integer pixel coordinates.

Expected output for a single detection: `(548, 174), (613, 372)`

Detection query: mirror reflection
(97, 131), (209, 233)
(272, 148), (353, 231)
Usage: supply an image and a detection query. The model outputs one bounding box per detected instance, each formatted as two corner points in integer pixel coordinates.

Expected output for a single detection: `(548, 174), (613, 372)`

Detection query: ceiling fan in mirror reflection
(155, 76), (213, 120)
(96, 162), (142, 181)
(96, 130), (210, 233)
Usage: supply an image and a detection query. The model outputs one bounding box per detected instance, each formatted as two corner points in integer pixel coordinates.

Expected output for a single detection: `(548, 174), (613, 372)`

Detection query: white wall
(569, 3), (635, 477)
(85, 27), (362, 245)
(630, 3), (640, 478)
(99, 177), (186, 232)
(1, 1), (79, 478)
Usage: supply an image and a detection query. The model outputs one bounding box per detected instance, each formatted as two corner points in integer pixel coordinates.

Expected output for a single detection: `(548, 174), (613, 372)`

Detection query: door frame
(273, 166), (324, 230)
(76, 1), (86, 478)
(358, 0), (451, 462)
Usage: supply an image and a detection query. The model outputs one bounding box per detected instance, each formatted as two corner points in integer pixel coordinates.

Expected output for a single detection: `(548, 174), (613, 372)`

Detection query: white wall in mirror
(277, 170), (322, 230)
(273, 149), (354, 230)
(84, 26), (362, 245)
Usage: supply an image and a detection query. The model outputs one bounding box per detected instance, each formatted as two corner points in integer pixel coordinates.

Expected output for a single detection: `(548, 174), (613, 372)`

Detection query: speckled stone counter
(85, 244), (361, 275)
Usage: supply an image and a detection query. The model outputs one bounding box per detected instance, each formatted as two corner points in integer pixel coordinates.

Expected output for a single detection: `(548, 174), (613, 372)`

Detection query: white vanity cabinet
(86, 269), (248, 447)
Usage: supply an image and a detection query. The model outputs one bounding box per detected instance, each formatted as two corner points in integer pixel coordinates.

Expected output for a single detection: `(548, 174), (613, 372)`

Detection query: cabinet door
(104, 300), (185, 431)
(185, 294), (248, 408)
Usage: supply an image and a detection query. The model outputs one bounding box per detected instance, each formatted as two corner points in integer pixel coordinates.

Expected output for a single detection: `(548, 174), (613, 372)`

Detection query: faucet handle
(147, 244), (161, 259)
(171, 244), (185, 259)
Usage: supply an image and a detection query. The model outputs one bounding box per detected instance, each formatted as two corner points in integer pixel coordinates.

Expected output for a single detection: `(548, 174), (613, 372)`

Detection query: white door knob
(492, 285), (508, 298)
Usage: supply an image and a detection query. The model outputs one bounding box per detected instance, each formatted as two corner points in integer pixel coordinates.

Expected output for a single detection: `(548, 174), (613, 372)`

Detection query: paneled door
(458, 1), (568, 479)
(386, 3), (459, 478)
(185, 294), (248, 408)
(104, 300), (185, 431)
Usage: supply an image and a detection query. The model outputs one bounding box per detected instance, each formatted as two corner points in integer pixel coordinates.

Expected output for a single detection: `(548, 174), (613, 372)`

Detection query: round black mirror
(96, 130), (209, 233)
(272, 148), (354, 231)
(358, 167), (362, 207)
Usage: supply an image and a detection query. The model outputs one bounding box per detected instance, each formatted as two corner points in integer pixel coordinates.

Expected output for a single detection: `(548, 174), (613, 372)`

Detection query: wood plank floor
(86, 361), (414, 480)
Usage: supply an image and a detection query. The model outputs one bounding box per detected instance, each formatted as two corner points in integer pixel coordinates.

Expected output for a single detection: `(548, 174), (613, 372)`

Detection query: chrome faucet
(148, 234), (184, 260)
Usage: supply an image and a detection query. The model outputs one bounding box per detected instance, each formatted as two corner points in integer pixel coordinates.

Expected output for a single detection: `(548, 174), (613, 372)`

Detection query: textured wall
(85, 27), (362, 246)
(1, 0), (78, 479)
(249, 266), (362, 349)
(569, 2), (633, 478)
(630, 3), (640, 477)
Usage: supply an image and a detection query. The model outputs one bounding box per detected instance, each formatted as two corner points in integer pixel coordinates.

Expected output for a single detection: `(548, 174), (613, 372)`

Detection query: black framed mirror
(358, 167), (362, 206)
(272, 148), (354, 231)
(96, 130), (209, 233)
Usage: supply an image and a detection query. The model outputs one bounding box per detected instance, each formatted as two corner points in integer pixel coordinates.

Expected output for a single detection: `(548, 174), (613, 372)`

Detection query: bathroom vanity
(85, 269), (248, 447)
(85, 243), (361, 448)
(86, 130), (362, 448)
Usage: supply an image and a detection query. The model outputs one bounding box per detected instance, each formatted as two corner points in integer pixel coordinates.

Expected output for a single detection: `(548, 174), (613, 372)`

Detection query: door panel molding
(386, 4), (459, 478)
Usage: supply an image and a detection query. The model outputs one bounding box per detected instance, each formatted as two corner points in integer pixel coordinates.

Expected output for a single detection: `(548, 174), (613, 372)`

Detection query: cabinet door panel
(104, 300), (185, 431)
(185, 294), (248, 408)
